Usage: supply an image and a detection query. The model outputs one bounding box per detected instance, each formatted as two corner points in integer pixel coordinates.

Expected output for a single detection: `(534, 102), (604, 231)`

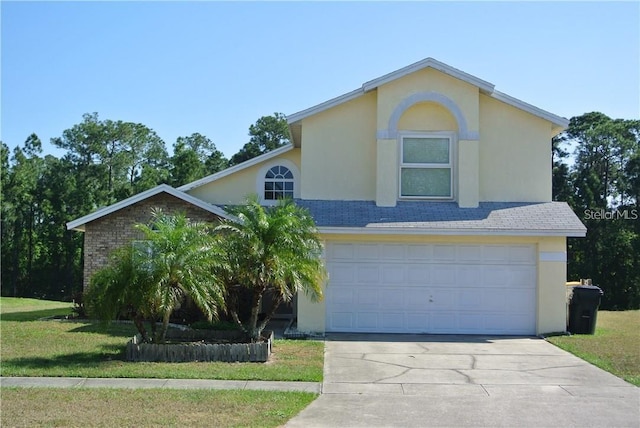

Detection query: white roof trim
(178, 144), (295, 192)
(287, 88), (363, 124)
(286, 57), (568, 129)
(490, 90), (569, 128)
(66, 184), (231, 232)
(362, 57), (495, 94)
(318, 226), (586, 238)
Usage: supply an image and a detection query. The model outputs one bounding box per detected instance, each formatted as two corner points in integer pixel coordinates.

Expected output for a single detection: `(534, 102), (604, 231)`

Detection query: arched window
(264, 165), (294, 200)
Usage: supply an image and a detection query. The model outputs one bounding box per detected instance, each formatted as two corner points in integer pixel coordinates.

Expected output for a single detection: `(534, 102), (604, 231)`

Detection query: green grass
(0, 297), (324, 381)
(547, 310), (640, 386)
(0, 297), (74, 321)
(1, 387), (316, 427)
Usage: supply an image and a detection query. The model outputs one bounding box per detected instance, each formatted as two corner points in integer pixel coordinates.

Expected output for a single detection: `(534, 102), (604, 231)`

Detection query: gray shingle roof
(293, 200), (586, 236)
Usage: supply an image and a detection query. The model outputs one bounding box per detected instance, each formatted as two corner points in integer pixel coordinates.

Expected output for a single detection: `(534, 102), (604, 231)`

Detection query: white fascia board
(362, 58), (495, 94)
(491, 90), (569, 128)
(66, 184), (231, 232)
(318, 226), (586, 237)
(178, 144), (294, 192)
(286, 88), (364, 124)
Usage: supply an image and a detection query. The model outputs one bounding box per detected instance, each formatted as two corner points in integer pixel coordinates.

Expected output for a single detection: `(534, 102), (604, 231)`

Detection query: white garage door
(325, 242), (537, 335)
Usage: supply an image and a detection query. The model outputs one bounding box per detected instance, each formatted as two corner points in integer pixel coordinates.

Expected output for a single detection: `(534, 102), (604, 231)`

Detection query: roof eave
(362, 57), (495, 94)
(66, 184), (231, 232)
(318, 226), (586, 237)
(490, 90), (569, 128)
(178, 144), (295, 192)
(286, 88), (364, 124)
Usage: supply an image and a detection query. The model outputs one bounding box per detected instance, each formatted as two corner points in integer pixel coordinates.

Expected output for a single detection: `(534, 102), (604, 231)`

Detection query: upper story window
(400, 134), (453, 199)
(264, 165), (294, 200)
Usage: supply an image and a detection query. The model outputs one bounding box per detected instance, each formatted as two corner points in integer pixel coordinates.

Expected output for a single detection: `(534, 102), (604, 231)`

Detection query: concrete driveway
(286, 334), (639, 427)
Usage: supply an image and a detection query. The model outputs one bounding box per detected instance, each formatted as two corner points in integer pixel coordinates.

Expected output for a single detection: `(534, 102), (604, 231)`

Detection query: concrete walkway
(0, 376), (320, 393)
(286, 334), (639, 427)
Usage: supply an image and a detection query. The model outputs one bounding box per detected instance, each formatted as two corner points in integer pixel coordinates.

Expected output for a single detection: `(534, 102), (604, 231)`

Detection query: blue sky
(2, 1), (639, 159)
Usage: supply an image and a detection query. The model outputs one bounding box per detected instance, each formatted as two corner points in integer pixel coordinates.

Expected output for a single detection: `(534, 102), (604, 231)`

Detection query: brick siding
(82, 193), (221, 289)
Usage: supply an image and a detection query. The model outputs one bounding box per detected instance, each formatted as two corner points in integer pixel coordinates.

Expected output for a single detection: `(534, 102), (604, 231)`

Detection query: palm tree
(86, 210), (225, 343)
(214, 196), (325, 341)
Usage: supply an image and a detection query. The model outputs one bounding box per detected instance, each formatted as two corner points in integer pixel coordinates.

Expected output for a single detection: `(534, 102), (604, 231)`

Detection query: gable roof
(66, 184), (231, 232)
(287, 57), (569, 129)
(178, 144), (295, 192)
(295, 200), (586, 237)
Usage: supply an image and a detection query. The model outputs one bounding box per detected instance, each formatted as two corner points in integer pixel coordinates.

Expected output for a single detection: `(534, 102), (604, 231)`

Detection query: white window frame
(256, 159), (300, 206)
(398, 131), (456, 200)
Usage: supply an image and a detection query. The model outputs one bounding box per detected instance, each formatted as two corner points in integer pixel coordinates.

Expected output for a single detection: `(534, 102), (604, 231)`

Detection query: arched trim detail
(376, 91), (479, 141)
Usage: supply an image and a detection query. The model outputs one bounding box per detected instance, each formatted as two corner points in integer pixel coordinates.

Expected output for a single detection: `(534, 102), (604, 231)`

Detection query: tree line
(553, 112), (639, 309)
(1, 111), (638, 310)
(1, 112), (290, 300)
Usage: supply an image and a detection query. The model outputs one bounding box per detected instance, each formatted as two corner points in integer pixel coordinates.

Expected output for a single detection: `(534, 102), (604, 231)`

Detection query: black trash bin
(568, 285), (604, 334)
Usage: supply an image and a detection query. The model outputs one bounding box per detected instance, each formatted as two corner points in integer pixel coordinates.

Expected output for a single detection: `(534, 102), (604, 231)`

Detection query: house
(68, 58), (586, 336)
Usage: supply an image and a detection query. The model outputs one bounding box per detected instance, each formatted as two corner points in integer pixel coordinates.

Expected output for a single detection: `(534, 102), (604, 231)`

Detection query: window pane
(403, 138), (449, 164)
(401, 168), (451, 197)
(265, 182), (274, 191)
(265, 191), (274, 200)
(284, 170), (293, 179)
(266, 170), (275, 179)
(274, 182), (284, 191)
(284, 182), (293, 191)
(285, 191), (293, 198)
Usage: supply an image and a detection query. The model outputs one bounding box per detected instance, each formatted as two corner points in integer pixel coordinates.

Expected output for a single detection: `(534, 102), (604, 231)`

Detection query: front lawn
(547, 310), (640, 386)
(0, 297), (323, 382)
(1, 388), (316, 427)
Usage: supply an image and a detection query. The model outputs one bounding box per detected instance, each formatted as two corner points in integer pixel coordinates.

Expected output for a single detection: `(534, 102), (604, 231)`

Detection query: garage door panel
(329, 288), (354, 305)
(504, 289), (536, 312)
(482, 266), (510, 286)
(326, 243), (536, 335)
(407, 244), (433, 260)
(458, 289), (483, 309)
(407, 266), (429, 283)
(432, 266), (456, 284)
(433, 245), (456, 261)
(380, 289), (403, 309)
(356, 289), (378, 306)
(381, 312), (404, 330)
(431, 289), (455, 310)
(357, 244), (379, 260)
(357, 312), (378, 329)
(330, 265), (355, 283)
(357, 266), (379, 283)
(331, 243), (354, 260)
(331, 312), (354, 330)
(406, 313), (429, 331)
(405, 290), (430, 309)
(381, 244), (405, 259)
(382, 265), (405, 283)
(457, 266), (483, 284)
(431, 312), (457, 332)
(482, 290), (508, 311)
(458, 245), (482, 262)
(509, 245), (536, 263)
(509, 266), (537, 286)
(483, 246), (509, 263)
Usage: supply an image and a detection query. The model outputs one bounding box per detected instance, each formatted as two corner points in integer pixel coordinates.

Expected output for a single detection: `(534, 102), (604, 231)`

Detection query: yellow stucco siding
(186, 149), (301, 205)
(479, 95), (553, 202)
(376, 68), (480, 133)
(297, 234), (569, 335)
(397, 102), (458, 131)
(300, 91), (377, 200)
